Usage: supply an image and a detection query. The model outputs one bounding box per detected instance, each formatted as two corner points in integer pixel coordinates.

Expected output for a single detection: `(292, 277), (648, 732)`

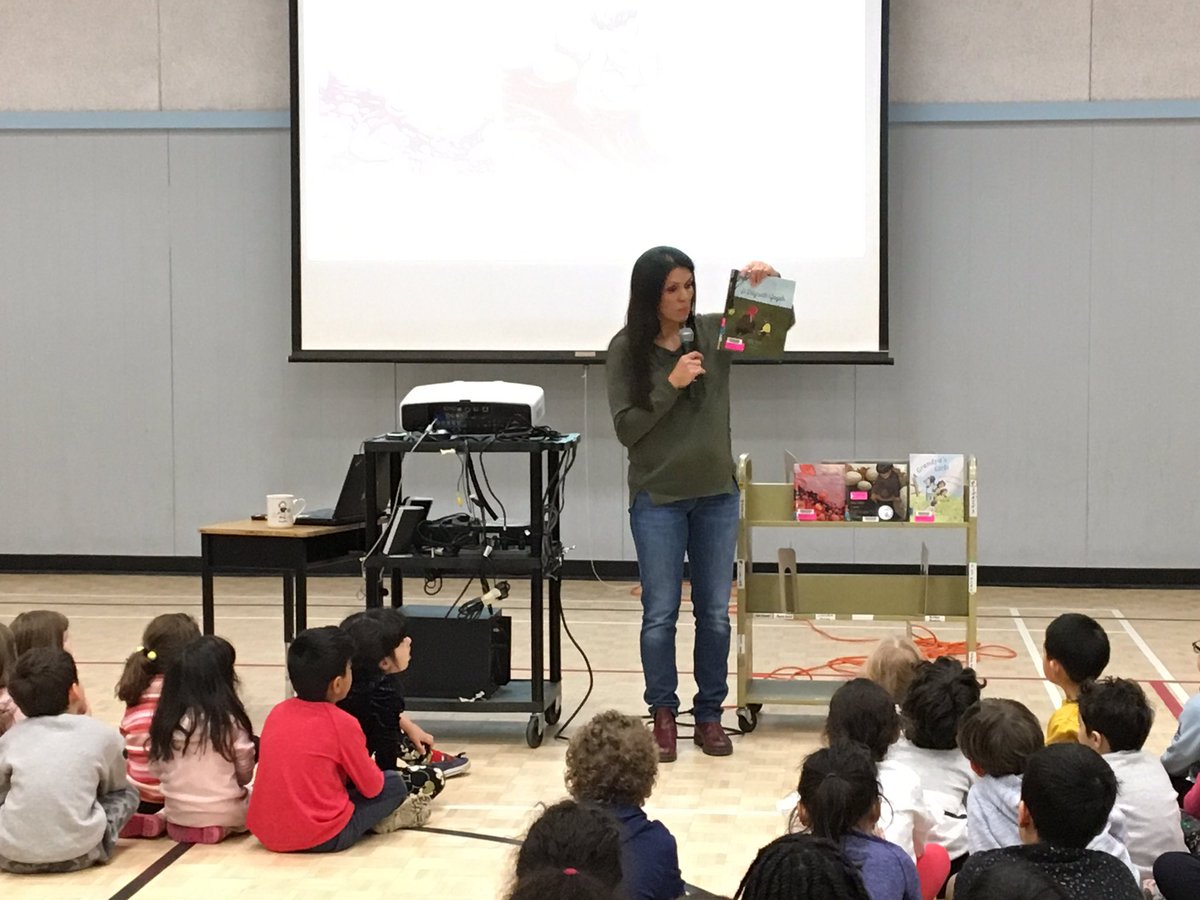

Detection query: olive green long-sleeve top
(605, 313), (737, 506)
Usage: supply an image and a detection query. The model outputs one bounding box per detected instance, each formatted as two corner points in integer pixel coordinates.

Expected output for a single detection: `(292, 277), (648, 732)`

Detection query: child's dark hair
(1021, 743), (1117, 848)
(957, 699), (1044, 776)
(1077, 676), (1154, 752)
(734, 833), (870, 900)
(515, 800), (623, 891)
(340, 608), (408, 675)
(797, 742), (880, 842)
(148, 636), (254, 764)
(0, 623), (16, 689)
(902, 656), (985, 750)
(11, 609), (69, 655)
(824, 678), (901, 762)
(8, 646), (77, 717)
(287, 626), (354, 701)
(1043, 613), (1110, 685)
(115, 612), (201, 705)
(966, 860), (1066, 900)
(507, 868), (618, 900)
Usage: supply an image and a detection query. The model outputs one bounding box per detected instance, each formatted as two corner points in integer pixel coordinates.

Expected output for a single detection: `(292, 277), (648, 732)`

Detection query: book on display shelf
(793, 463), (847, 522)
(843, 461), (909, 522)
(908, 454), (965, 523)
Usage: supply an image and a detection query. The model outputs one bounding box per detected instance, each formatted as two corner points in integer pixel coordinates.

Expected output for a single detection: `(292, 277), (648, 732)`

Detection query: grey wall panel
(0, 0), (160, 111)
(167, 131), (394, 553)
(1087, 122), (1200, 565)
(159, 0), (289, 110)
(888, 0), (1092, 103)
(0, 134), (173, 554)
(1092, 1), (1200, 101)
(861, 124), (1093, 567)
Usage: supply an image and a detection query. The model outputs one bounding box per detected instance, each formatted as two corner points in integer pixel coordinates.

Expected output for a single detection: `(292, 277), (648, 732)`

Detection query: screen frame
(288, 0), (892, 366)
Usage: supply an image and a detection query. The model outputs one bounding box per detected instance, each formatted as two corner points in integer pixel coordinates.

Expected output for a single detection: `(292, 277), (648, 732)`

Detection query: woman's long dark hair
(623, 245), (696, 409)
(148, 635), (253, 764)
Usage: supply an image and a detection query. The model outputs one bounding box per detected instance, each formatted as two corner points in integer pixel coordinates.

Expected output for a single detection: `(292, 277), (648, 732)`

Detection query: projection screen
(291, 1), (890, 363)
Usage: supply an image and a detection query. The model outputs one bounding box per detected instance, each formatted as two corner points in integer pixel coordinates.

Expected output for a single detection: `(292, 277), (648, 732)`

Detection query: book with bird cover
(719, 269), (795, 359)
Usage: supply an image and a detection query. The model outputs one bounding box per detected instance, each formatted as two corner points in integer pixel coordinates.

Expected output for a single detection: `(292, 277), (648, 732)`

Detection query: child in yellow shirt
(1042, 613), (1111, 744)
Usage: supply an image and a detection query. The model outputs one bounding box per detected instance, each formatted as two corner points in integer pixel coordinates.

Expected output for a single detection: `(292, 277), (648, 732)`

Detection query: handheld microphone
(678, 325), (702, 384)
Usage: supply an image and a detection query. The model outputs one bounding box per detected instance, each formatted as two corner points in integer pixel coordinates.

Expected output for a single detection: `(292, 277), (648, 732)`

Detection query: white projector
(399, 381), (545, 434)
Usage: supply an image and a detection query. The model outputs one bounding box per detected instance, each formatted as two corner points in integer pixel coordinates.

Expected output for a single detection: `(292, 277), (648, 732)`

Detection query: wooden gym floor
(0, 573), (1197, 899)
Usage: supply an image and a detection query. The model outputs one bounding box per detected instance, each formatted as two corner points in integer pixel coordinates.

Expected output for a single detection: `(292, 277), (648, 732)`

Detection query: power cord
(551, 602), (594, 741)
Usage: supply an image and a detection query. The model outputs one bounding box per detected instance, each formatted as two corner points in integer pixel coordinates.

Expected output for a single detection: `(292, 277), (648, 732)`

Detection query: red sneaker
(426, 748), (471, 777)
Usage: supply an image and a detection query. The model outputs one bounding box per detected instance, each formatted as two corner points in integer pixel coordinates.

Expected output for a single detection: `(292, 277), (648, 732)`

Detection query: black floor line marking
(108, 841), (192, 900)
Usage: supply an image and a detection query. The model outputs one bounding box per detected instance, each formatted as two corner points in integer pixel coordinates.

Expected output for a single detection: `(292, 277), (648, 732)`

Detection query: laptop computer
(295, 454), (391, 526)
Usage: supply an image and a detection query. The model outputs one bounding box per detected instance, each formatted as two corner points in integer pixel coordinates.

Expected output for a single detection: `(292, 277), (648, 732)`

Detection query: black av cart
(362, 432), (579, 747)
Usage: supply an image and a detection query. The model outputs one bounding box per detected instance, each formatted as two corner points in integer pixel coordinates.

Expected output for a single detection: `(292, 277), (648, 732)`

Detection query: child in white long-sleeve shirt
(1077, 676), (1187, 883)
(148, 636), (256, 844)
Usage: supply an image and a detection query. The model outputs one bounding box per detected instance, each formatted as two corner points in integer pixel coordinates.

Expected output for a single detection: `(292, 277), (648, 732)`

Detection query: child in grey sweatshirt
(0, 647), (138, 873)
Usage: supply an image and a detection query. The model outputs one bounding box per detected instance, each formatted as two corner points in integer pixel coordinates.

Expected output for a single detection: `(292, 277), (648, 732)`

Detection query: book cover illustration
(844, 462), (908, 522)
(908, 454), (965, 523)
(793, 463), (847, 521)
(719, 269), (795, 359)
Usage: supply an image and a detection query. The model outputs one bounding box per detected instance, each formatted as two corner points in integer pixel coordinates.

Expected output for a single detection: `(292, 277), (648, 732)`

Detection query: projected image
(295, 1), (886, 357)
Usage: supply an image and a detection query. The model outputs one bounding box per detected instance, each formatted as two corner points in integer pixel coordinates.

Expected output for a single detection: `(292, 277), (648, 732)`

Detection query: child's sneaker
(370, 793), (432, 834)
(120, 812), (166, 839)
(426, 748), (471, 777)
(166, 823), (229, 845)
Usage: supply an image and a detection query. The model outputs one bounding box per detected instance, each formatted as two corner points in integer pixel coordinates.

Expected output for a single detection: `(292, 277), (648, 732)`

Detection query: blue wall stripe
(0, 110), (291, 131)
(890, 99), (1200, 123)
(2, 101), (1200, 132)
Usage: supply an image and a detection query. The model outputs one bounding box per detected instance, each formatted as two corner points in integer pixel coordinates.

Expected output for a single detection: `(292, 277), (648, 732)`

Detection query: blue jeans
(304, 770), (407, 853)
(629, 489), (739, 723)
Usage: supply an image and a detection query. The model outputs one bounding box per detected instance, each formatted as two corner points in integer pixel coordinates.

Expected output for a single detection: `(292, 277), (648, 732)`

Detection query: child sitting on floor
(793, 741), (920, 900)
(0, 647), (138, 873)
(565, 709), (685, 900)
(509, 799), (625, 899)
(0, 624), (16, 736)
(338, 607), (465, 781)
(1077, 676), (1187, 881)
(863, 632), (923, 705)
(246, 626), (414, 852)
(953, 744), (1140, 900)
(10, 609), (91, 715)
(1042, 613), (1110, 745)
(1161, 637), (1200, 802)
(887, 656), (982, 870)
(148, 635), (256, 844)
(822, 678), (947, 900)
(115, 611), (201, 838)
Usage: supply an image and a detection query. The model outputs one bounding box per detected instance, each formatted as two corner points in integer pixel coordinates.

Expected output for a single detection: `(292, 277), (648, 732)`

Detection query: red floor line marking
(1151, 680), (1185, 720)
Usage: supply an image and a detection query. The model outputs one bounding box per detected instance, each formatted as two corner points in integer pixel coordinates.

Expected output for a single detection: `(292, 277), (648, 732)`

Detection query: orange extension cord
(626, 584), (1018, 679)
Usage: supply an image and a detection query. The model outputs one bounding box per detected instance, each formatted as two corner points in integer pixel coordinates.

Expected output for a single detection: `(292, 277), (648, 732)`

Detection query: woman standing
(606, 246), (781, 761)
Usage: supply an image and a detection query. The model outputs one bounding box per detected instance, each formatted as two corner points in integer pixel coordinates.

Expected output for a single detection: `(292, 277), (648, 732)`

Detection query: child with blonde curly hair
(565, 709), (684, 900)
(863, 633), (923, 705)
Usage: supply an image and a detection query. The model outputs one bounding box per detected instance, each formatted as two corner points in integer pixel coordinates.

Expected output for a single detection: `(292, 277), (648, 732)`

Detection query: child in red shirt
(246, 627), (415, 853)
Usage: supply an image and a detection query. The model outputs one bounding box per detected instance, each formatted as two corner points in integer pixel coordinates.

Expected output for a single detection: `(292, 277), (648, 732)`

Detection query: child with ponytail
(794, 741), (920, 900)
(115, 612), (201, 837)
(148, 636), (256, 843)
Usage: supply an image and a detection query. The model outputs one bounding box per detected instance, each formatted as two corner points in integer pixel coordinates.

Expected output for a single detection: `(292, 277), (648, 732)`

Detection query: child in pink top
(115, 613), (201, 838)
(148, 636), (256, 844)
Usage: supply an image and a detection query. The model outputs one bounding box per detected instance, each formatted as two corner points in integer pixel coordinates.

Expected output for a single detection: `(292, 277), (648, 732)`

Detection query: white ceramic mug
(267, 494), (306, 527)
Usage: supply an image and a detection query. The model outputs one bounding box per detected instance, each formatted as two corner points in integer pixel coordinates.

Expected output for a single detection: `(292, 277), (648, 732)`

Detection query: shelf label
(739, 491), (746, 518)
(925, 615), (945, 623)
(968, 562), (978, 594)
(815, 613), (836, 621)
(736, 559), (746, 588)
(737, 634), (745, 656)
(967, 650), (978, 668)
(851, 614), (875, 621)
(969, 480), (978, 517)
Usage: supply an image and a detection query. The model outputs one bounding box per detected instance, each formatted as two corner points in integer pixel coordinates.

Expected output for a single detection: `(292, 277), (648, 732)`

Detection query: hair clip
(137, 645), (158, 661)
(563, 868), (578, 876)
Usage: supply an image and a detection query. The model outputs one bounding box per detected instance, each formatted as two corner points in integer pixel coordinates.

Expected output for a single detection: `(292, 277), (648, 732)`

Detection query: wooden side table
(198, 520), (364, 643)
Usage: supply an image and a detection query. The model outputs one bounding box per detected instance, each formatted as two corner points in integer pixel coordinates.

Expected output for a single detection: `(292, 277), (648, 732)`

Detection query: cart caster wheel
(526, 715), (546, 748)
(544, 696), (563, 726)
(737, 706), (760, 734)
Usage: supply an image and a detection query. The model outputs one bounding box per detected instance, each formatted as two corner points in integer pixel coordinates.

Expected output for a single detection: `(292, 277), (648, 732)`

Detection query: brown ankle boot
(652, 707), (677, 762)
(693, 721), (733, 757)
